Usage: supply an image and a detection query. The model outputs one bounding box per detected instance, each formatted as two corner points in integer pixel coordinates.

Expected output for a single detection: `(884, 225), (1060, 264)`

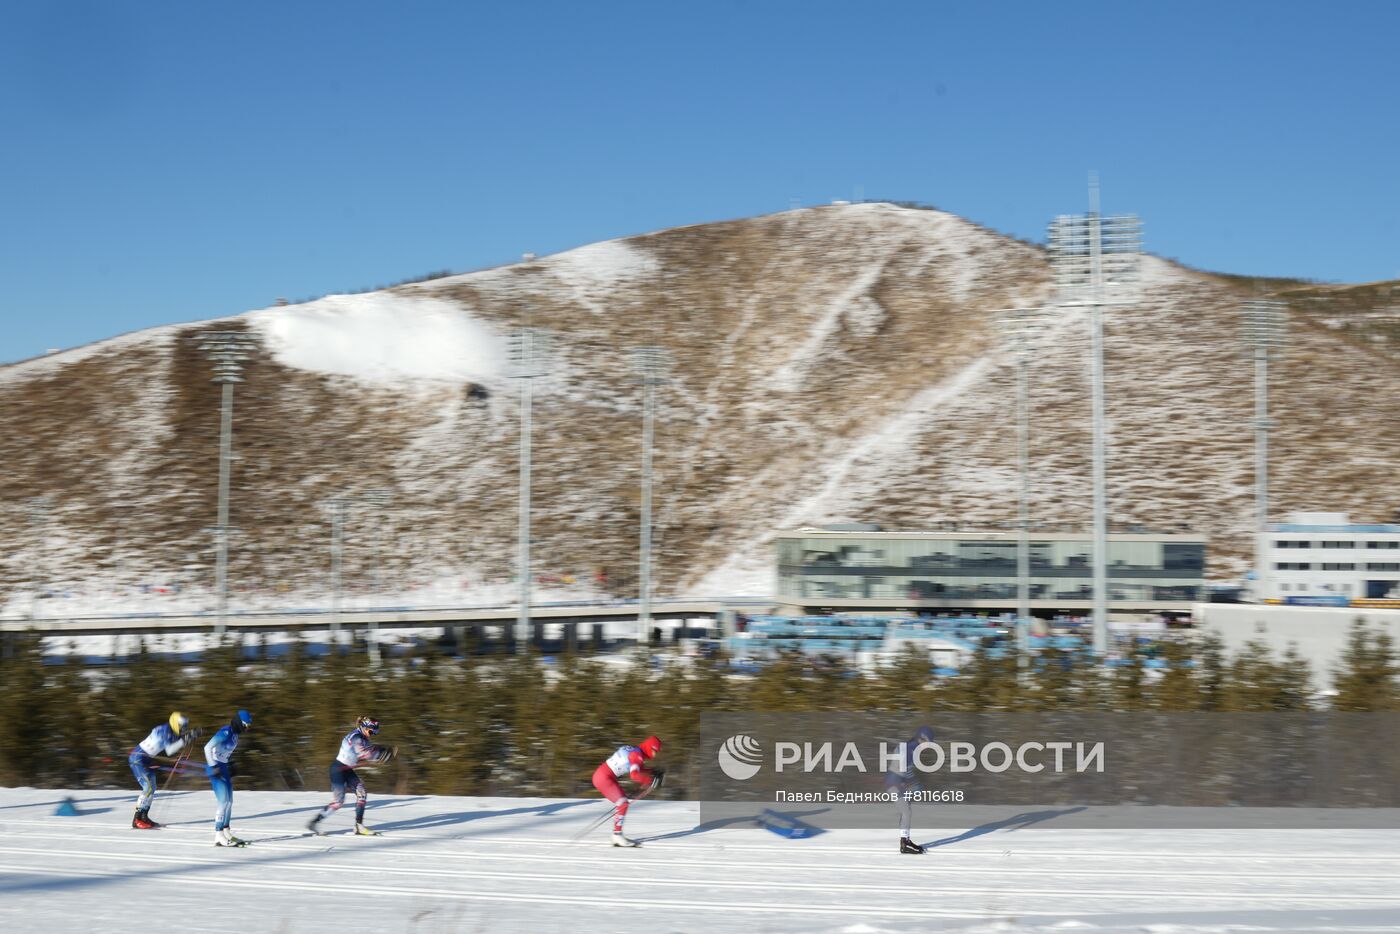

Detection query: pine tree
(1028, 647), (1085, 710)
(1110, 648), (1149, 712)
(1146, 640), (1201, 712)
(946, 646), (1024, 711)
(1194, 633), (1227, 711)
(0, 634), (48, 786)
(45, 644), (102, 786)
(1222, 639), (1313, 711)
(1332, 621), (1400, 711)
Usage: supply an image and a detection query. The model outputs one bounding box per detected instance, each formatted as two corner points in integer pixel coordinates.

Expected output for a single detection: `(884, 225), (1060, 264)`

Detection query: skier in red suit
(591, 735), (662, 847)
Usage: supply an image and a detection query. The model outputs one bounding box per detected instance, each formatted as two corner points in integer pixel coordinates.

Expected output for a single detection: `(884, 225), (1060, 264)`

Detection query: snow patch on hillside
(548, 239), (659, 290)
(249, 294), (506, 385)
(1138, 254), (1195, 288)
(413, 237), (659, 318)
(768, 261), (889, 391)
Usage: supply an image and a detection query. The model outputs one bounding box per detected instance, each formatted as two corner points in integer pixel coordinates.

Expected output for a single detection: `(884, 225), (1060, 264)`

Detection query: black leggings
(321, 762), (367, 822)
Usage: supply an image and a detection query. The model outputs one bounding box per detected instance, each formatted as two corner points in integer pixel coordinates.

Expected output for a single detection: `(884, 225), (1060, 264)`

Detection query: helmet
(912, 726), (935, 746)
(169, 711), (188, 734)
(357, 716), (380, 735)
(230, 710), (252, 734)
(640, 735), (661, 759)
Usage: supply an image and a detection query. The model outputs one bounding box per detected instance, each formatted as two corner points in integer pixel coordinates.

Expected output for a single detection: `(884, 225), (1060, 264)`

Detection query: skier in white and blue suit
(204, 709), (252, 847)
(884, 725), (935, 854)
(307, 715), (396, 837)
(128, 711), (199, 829)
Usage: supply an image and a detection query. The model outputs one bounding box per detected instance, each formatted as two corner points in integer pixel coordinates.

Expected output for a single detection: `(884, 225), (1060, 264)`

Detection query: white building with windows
(1256, 512), (1400, 604)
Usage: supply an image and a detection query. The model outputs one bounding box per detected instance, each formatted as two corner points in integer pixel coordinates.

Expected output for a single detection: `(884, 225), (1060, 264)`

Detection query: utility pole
(999, 308), (1047, 659)
(328, 497), (349, 653)
(361, 488), (392, 665)
(27, 496), (51, 620)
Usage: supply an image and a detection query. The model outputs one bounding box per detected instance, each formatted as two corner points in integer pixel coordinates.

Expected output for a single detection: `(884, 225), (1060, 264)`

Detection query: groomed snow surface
(2, 789), (1398, 933)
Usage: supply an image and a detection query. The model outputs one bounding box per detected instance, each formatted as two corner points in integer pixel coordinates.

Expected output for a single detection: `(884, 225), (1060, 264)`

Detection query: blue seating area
(1030, 635), (1085, 650)
(730, 614), (1021, 661)
(727, 613), (1120, 666)
(744, 616), (890, 640)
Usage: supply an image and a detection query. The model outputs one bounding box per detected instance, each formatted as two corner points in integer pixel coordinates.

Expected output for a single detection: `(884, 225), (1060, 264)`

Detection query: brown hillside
(0, 203), (1396, 610)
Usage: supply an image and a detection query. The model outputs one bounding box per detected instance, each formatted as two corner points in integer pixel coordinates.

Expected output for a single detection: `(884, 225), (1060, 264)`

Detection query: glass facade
(776, 534), (1206, 606)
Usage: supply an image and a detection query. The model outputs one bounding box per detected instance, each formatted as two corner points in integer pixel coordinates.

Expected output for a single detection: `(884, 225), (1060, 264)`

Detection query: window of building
(1366, 541), (1400, 550)
(1321, 563), (1356, 571)
(1163, 543), (1204, 570)
(1320, 541), (1351, 549)
(1274, 540), (1311, 549)
(957, 541), (1016, 568)
(1275, 562), (1311, 571)
(1367, 563), (1400, 572)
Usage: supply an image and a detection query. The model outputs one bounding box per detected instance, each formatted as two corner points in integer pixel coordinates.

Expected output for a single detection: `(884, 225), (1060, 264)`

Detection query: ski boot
(132, 808), (158, 830)
(354, 822), (382, 837)
(899, 837), (925, 855)
(307, 814), (325, 836)
(215, 827), (248, 847)
(611, 831), (640, 848)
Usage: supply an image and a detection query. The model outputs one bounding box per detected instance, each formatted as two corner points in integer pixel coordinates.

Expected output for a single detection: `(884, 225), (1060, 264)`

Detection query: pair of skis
(219, 826), (384, 847)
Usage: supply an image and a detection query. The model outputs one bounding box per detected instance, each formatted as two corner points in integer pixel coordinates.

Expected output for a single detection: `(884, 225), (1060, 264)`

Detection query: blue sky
(1, 1), (1397, 362)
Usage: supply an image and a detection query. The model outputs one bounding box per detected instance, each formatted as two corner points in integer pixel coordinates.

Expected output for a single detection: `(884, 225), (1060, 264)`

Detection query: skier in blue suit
(204, 709), (252, 847)
(885, 725), (935, 854)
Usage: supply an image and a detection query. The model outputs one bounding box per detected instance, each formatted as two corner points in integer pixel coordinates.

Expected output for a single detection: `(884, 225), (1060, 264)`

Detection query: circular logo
(717, 734), (763, 781)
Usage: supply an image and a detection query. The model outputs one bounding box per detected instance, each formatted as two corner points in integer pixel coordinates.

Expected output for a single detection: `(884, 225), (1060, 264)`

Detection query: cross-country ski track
(1, 789), (1398, 933)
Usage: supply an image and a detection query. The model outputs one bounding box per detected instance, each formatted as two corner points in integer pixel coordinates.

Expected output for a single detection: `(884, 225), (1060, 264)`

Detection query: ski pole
(571, 782), (657, 842)
(151, 745), (192, 824)
(572, 804), (621, 842)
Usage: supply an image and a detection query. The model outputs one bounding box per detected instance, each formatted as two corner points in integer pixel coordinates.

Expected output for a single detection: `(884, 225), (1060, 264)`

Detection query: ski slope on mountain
(2, 788), (1398, 933)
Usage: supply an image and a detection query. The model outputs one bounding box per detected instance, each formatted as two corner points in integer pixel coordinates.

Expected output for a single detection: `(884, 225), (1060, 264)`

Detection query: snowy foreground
(2, 789), (1399, 933)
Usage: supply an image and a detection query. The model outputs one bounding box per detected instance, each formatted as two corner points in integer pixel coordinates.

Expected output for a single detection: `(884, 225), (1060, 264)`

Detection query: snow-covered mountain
(2, 202), (1397, 613)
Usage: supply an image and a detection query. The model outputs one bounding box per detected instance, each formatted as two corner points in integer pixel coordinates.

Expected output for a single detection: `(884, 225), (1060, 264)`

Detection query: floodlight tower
(1241, 300), (1287, 602)
(1047, 180), (1141, 655)
(508, 327), (553, 652)
(631, 347), (671, 647)
(999, 308), (1048, 656)
(196, 330), (259, 640)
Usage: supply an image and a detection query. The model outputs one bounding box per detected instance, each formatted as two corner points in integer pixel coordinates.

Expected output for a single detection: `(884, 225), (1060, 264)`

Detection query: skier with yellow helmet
(128, 711), (200, 829)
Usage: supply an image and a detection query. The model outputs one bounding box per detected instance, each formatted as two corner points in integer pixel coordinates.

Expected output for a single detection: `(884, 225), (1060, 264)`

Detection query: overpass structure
(0, 600), (761, 651)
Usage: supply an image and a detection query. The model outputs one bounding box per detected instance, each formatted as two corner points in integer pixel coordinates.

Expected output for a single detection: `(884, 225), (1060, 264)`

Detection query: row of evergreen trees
(0, 623), (1395, 798)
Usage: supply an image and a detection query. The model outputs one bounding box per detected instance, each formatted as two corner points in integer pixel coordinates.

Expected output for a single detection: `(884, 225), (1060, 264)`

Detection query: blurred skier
(204, 709), (252, 847)
(307, 715), (397, 837)
(128, 711), (200, 829)
(885, 725), (935, 854)
(591, 735), (663, 847)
